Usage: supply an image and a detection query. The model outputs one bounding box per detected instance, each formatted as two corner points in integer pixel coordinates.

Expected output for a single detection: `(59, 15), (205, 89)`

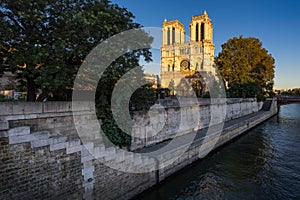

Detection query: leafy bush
(100, 115), (131, 149)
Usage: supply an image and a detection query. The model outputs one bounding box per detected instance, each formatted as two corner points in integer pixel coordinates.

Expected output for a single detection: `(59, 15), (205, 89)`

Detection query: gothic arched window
(196, 23), (199, 42)
(167, 28), (170, 45)
(172, 27), (175, 44)
(201, 23), (205, 41)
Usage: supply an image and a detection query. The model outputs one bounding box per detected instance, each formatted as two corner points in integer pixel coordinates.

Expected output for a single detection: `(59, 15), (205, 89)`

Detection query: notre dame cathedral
(160, 10), (215, 96)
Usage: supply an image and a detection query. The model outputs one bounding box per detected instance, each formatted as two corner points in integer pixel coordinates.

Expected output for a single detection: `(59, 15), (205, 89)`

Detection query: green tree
(281, 88), (300, 96)
(186, 72), (205, 97)
(0, 0), (151, 101)
(1, 0), (153, 148)
(215, 36), (275, 100)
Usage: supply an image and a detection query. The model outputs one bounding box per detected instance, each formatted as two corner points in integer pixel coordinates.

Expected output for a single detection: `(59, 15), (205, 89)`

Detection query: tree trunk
(36, 88), (49, 101)
(26, 76), (36, 101)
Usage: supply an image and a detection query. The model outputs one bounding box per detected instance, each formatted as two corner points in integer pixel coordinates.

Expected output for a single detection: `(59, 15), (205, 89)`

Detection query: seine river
(135, 104), (300, 200)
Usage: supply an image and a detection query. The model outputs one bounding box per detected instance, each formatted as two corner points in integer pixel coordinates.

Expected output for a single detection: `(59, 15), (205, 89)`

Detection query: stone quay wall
(0, 99), (276, 199)
(0, 102), (156, 199)
(156, 98), (277, 182)
(131, 98), (264, 150)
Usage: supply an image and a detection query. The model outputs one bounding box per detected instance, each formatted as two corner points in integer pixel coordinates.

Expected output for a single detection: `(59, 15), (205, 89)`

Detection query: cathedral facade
(160, 10), (215, 95)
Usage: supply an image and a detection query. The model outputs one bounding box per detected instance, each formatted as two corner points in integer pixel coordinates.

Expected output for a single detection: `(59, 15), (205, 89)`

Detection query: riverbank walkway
(135, 110), (273, 154)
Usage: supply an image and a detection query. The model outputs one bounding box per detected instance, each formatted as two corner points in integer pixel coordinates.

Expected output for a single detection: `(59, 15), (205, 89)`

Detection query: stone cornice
(163, 20), (184, 28)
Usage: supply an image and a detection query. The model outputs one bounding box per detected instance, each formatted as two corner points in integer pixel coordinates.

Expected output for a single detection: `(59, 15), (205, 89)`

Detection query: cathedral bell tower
(189, 10), (214, 58)
(160, 10), (215, 94)
(162, 19), (185, 46)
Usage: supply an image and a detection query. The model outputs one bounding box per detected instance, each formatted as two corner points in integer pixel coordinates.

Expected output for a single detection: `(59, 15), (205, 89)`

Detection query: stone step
(0, 120), (9, 131)
(8, 126), (30, 137)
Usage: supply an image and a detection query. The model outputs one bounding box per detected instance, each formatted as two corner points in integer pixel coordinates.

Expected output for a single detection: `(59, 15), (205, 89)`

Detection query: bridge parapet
(277, 96), (300, 106)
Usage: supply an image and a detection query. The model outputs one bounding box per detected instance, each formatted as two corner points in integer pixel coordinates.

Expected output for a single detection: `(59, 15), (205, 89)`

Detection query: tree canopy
(279, 88), (300, 96)
(0, 0), (151, 101)
(215, 36), (275, 100)
(1, 0), (154, 148)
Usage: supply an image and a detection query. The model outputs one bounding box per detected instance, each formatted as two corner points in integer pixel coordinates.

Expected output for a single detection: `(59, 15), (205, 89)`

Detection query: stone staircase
(262, 99), (272, 111)
(3, 121), (157, 199)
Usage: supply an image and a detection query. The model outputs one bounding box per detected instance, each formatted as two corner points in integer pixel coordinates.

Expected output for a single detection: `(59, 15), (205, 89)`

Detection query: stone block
(0, 121), (9, 130)
(50, 135), (67, 144)
(67, 145), (82, 154)
(24, 114), (38, 119)
(50, 142), (67, 151)
(5, 114), (25, 121)
(83, 160), (94, 168)
(0, 102), (13, 116)
(104, 153), (116, 162)
(81, 155), (94, 163)
(93, 147), (105, 159)
(83, 181), (94, 189)
(71, 101), (95, 112)
(31, 138), (50, 148)
(133, 157), (142, 166)
(12, 102), (43, 115)
(115, 151), (125, 162)
(82, 166), (94, 177)
(0, 131), (8, 138)
(32, 131), (50, 140)
(8, 126), (30, 137)
(9, 134), (34, 144)
(83, 141), (94, 150)
(81, 147), (92, 157)
(43, 101), (71, 113)
(68, 138), (81, 147)
(83, 172), (94, 181)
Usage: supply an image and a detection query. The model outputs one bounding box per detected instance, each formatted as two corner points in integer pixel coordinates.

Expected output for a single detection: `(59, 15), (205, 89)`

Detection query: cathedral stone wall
(161, 11), (215, 90)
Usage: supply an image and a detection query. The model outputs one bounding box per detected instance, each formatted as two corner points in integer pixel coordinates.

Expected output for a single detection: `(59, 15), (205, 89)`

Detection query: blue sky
(112, 0), (300, 89)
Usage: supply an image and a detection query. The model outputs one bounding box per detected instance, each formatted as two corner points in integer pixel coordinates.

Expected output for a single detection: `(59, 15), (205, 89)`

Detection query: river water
(135, 104), (300, 200)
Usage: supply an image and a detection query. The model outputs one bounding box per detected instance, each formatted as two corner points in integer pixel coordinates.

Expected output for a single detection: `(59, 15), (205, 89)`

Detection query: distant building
(0, 71), (19, 99)
(144, 73), (159, 88)
(160, 10), (215, 96)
